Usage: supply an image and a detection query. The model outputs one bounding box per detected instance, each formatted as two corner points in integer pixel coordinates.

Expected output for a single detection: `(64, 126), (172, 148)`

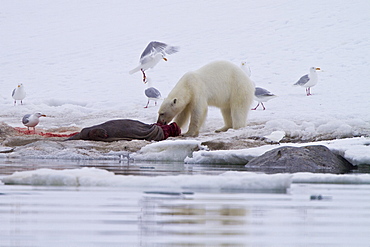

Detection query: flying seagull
(294, 67), (321, 96)
(252, 87), (277, 110)
(129, 41), (179, 83)
(22, 112), (46, 133)
(12, 83), (26, 105)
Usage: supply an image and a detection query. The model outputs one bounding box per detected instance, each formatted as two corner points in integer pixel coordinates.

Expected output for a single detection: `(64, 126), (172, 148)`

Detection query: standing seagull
(22, 112), (46, 133)
(144, 78), (161, 108)
(252, 87), (277, 110)
(12, 83), (26, 105)
(240, 61), (252, 77)
(144, 87), (161, 108)
(294, 67), (321, 96)
(129, 41), (179, 83)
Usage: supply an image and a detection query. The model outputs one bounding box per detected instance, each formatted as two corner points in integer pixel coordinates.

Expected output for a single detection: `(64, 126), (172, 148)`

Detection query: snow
(1, 1), (370, 166)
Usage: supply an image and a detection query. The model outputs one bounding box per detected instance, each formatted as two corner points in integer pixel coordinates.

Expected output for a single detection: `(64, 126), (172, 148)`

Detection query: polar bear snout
(157, 113), (168, 125)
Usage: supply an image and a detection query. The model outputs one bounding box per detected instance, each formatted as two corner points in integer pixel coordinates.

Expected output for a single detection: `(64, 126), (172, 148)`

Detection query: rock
(246, 145), (355, 174)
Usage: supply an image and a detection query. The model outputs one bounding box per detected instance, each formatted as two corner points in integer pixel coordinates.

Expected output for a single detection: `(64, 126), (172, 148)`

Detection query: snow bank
(131, 140), (204, 161)
(319, 137), (370, 166)
(0, 168), (292, 192)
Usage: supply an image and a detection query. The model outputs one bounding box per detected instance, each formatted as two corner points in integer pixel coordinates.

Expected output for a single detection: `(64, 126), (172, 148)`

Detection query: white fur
(157, 60), (255, 137)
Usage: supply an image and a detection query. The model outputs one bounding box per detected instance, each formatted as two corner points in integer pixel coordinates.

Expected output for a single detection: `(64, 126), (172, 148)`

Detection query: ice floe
(0, 168), (292, 192)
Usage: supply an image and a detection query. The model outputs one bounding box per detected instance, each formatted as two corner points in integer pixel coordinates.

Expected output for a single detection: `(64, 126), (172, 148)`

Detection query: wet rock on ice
(246, 145), (355, 174)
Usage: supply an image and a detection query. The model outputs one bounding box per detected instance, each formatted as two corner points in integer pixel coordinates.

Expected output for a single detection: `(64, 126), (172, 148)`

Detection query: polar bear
(157, 60), (255, 137)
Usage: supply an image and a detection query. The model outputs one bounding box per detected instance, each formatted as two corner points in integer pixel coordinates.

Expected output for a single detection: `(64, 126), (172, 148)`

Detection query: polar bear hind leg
(216, 107), (233, 132)
(231, 107), (247, 129)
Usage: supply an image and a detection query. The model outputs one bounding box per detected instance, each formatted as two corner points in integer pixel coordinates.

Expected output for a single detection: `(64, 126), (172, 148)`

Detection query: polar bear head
(157, 98), (183, 125)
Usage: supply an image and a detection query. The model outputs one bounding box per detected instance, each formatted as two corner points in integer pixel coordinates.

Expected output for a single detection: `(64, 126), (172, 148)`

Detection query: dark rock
(246, 145), (355, 174)
(310, 194), (332, 200)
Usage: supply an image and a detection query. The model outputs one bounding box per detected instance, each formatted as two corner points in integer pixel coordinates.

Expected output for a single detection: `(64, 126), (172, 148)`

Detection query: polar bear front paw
(182, 131), (199, 137)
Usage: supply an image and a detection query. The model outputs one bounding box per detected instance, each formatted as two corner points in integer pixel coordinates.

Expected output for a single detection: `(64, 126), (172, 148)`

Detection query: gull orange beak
(163, 57), (168, 61)
(41, 114), (46, 117)
(315, 67), (321, 70)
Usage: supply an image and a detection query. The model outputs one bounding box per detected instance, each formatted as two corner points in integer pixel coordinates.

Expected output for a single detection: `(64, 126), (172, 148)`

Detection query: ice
(1, 137), (369, 167)
(131, 140), (204, 161)
(186, 137), (370, 166)
(0, 0), (369, 165)
(320, 137), (370, 166)
(292, 172), (370, 184)
(0, 168), (292, 192)
(184, 148), (261, 165)
(2, 168), (370, 190)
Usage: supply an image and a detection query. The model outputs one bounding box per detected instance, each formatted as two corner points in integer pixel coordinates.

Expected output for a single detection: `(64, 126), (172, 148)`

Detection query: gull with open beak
(22, 112), (46, 133)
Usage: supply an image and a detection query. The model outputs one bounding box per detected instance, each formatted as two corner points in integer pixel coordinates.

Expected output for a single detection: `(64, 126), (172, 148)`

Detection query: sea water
(1, 159), (370, 247)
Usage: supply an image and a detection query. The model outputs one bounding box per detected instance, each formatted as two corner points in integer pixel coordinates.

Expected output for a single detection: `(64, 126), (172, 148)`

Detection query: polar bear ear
(171, 98), (177, 106)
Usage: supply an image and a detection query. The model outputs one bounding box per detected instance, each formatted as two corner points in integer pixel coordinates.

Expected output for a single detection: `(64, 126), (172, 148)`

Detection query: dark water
(0, 158), (250, 176)
(1, 159), (370, 247)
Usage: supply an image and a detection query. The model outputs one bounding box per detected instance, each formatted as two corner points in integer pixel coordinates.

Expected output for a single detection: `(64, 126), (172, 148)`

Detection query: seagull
(263, 131), (285, 144)
(294, 67), (321, 96)
(144, 78), (161, 108)
(144, 87), (161, 108)
(129, 41), (179, 83)
(252, 87), (277, 110)
(12, 83), (26, 105)
(240, 61), (252, 77)
(22, 112), (46, 133)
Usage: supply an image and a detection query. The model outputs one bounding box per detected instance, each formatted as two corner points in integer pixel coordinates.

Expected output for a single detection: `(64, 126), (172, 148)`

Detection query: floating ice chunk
(292, 172), (370, 184)
(185, 145), (274, 164)
(1, 167), (114, 186)
(131, 140), (204, 161)
(1, 168), (292, 192)
(263, 130), (285, 143)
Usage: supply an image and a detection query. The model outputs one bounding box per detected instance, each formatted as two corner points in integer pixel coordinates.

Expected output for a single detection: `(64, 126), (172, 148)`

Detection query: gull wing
(294, 74), (310, 86)
(22, 114), (31, 125)
(145, 87), (161, 98)
(255, 87), (274, 97)
(140, 41), (179, 60)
